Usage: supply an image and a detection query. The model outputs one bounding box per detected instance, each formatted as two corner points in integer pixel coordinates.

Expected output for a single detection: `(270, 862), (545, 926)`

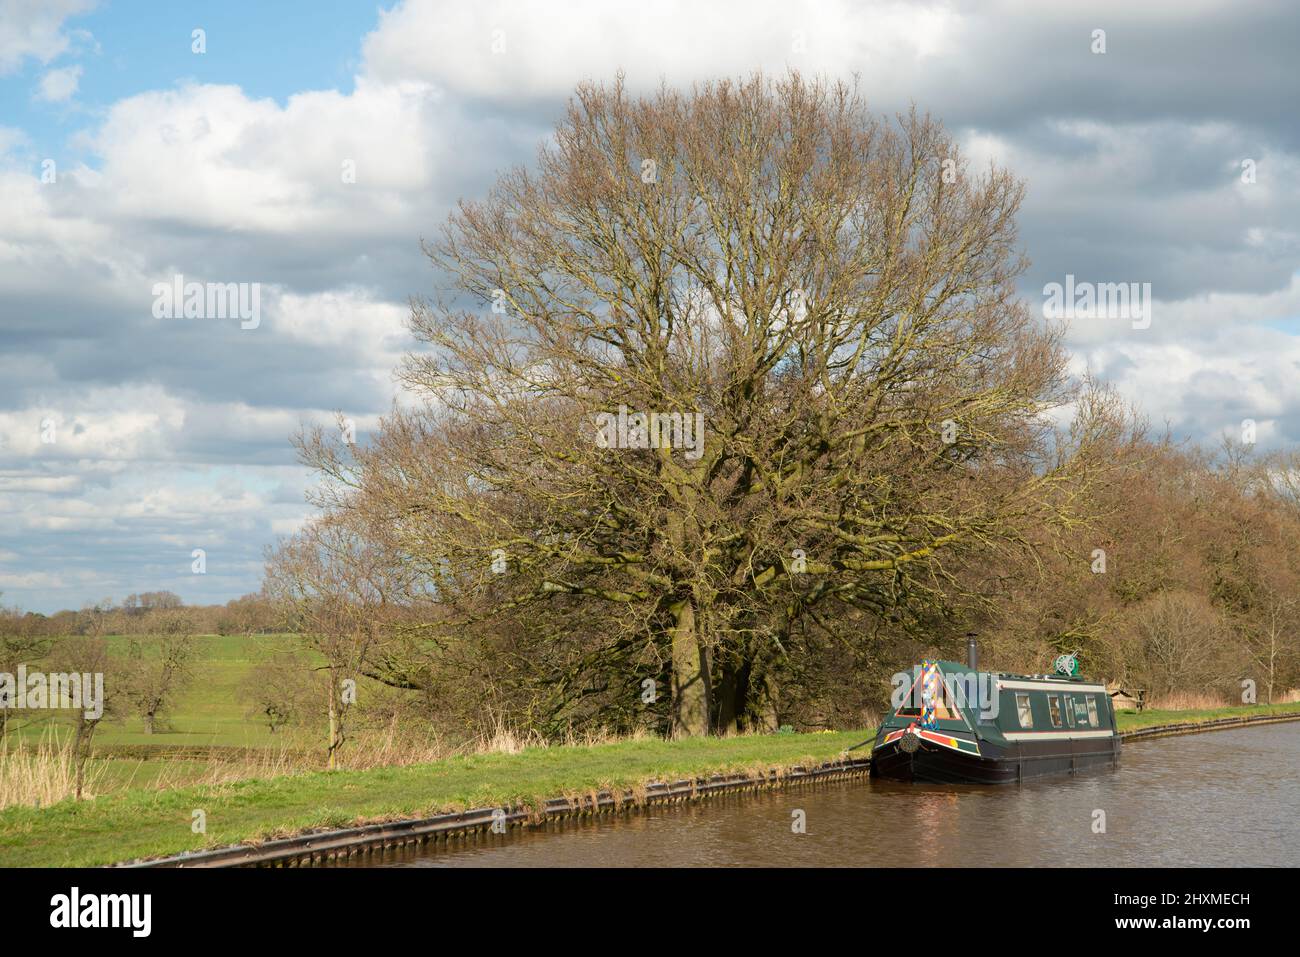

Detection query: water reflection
(352, 723), (1298, 868)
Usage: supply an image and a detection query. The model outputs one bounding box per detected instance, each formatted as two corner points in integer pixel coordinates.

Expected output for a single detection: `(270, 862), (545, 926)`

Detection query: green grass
(0, 730), (867, 867)
(1116, 701), (1300, 733)
(100, 633), (297, 748)
(7, 633), (306, 749)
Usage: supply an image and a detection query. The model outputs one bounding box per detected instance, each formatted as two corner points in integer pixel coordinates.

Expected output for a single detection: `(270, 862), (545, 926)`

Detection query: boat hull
(870, 734), (1121, 784)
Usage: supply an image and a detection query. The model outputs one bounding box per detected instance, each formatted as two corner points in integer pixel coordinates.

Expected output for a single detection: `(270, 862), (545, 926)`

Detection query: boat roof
(923, 660), (1099, 684)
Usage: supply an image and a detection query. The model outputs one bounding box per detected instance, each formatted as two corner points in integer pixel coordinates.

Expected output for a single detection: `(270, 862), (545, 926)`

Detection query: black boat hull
(870, 734), (1121, 784)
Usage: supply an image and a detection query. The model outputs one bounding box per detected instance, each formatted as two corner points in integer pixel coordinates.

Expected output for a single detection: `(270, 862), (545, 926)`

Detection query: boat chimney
(966, 633), (978, 671)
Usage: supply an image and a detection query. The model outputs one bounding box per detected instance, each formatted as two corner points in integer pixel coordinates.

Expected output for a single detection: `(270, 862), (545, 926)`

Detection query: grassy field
(0, 729), (868, 867)
(5, 633), (306, 750)
(2, 632), (427, 806)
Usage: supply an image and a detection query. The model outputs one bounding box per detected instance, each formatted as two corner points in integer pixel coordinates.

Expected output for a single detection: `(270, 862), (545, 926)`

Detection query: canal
(353, 723), (1299, 867)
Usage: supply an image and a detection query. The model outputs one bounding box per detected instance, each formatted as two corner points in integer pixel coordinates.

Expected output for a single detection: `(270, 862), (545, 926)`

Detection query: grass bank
(1115, 701), (1300, 733)
(0, 729), (867, 867)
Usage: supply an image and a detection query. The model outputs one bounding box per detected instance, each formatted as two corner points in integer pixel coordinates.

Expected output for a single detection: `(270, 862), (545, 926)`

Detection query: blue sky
(1, 1), (372, 160)
(2, 0), (1299, 613)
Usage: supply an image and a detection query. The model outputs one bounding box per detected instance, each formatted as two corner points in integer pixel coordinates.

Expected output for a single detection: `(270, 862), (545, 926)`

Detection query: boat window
(1015, 693), (1033, 728)
(1047, 694), (1063, 728)
(1073, 697), (1088, 724)
(1086, 696), (1100, 728)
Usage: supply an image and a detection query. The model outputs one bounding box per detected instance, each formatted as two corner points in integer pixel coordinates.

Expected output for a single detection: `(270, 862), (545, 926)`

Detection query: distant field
(2, 632), (414, 804)
(5, 633), (307, 750)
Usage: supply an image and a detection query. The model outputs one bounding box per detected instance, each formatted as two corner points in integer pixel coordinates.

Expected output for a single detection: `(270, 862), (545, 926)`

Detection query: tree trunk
(670, 598), (710, 736)
(327, 668), (339, 769)
(760, 685), (780, 732)
(712, 658), (754, 734)
(143, 713), (154, 735)
(1267, 633), (1277, 705)
(73, 719), (86, 800)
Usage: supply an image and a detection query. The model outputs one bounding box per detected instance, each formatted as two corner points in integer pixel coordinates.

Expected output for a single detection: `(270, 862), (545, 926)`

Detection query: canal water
(358, 723), (1299, 867)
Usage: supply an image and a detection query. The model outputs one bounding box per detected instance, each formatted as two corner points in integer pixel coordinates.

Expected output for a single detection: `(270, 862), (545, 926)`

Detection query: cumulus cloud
(34, 63), (81, 102)
(85, 79), (444, 234)
(1072, 320), (1300, 448)
(361, 0), (956, 102)
(0, 0), (94, 74)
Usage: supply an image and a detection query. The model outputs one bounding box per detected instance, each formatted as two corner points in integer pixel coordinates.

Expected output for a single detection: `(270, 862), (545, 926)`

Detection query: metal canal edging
(118, 757), (875, 869)
(1118, 709), (1300, 741)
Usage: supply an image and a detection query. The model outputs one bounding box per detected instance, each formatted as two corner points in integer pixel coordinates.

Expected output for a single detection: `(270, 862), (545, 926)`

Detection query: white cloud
(271, 515), (309, 536)
(84, 78), (444, 234)
(1072, 317), (1300, 446)
(1057, 273), (1300, 349)
(35, 63), (81, 102)
(0, 474), (83, 493)
(361, 0), (958, 102)
(275, 287), (410, 357)
(0, 385), (184, 460)
(0, 569), (70, 590)
(0, 0), (94, 75)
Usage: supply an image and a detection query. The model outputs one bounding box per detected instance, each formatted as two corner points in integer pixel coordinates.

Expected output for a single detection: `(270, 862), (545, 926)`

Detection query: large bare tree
(294, 73), (1122, 735)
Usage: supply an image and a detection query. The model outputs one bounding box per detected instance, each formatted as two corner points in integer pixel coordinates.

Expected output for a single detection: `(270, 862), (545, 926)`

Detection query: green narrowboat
(869, 640), (1121, 784)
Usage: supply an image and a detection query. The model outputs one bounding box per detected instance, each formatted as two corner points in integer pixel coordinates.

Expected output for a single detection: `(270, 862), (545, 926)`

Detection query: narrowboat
(869, 639), (1120, 784)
